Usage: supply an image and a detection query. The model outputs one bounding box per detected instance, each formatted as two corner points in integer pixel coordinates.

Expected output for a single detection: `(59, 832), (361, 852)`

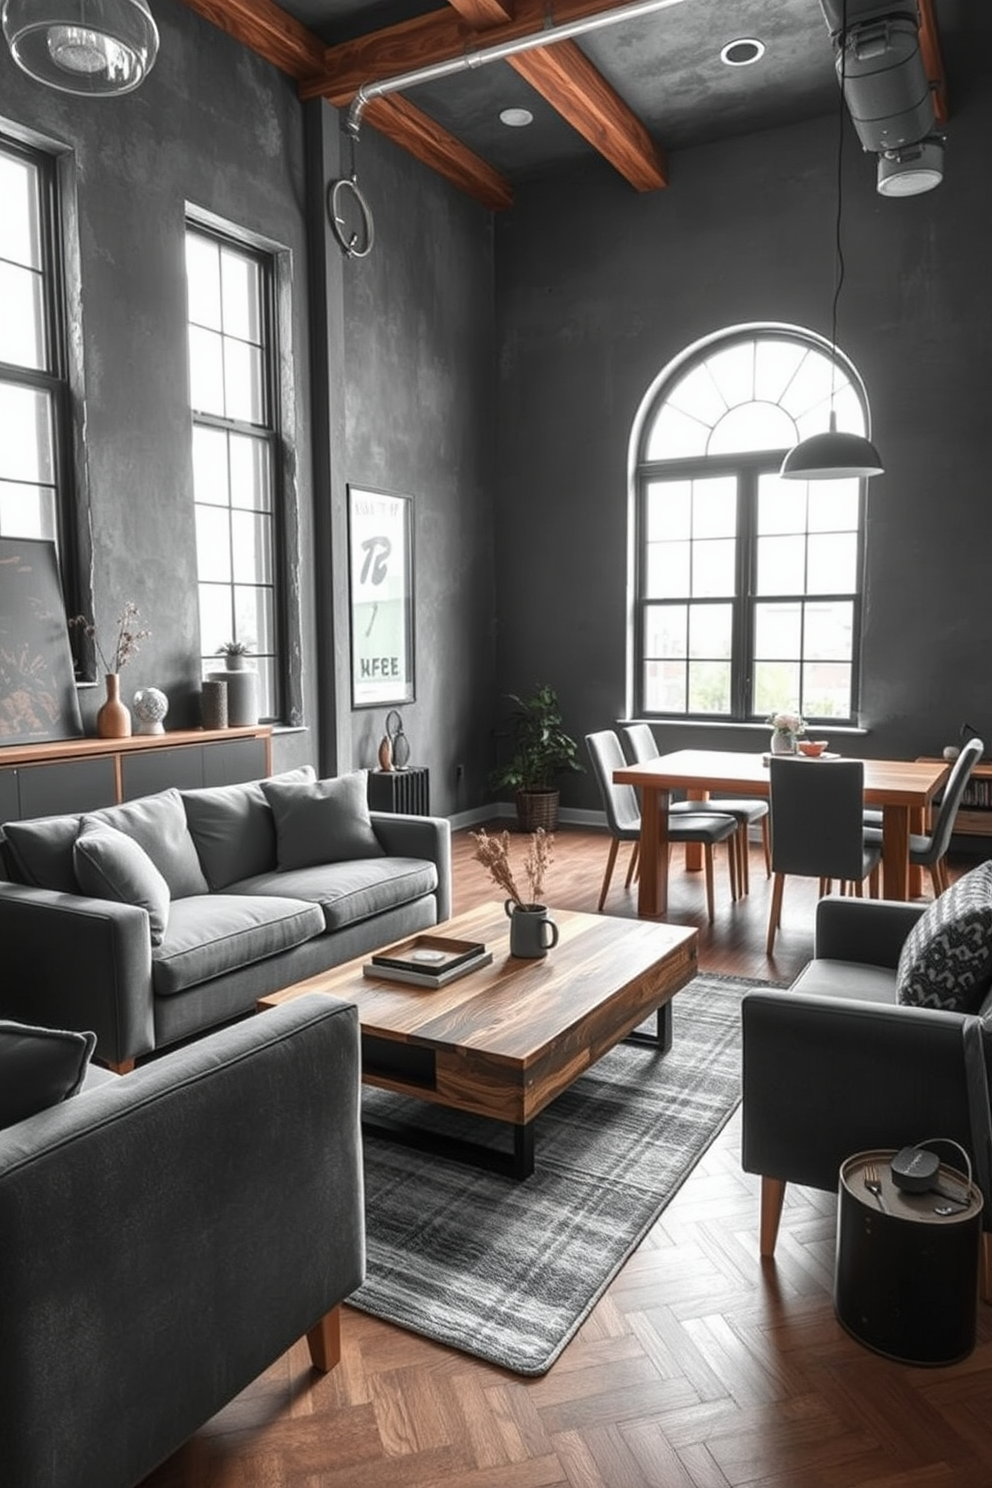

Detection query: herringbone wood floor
(141, 826), (992, 1488)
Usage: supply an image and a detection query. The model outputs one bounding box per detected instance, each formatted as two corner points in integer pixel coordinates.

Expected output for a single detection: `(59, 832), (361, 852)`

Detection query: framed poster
(0, 537), (83, 745)
(348, 486), (415, 708)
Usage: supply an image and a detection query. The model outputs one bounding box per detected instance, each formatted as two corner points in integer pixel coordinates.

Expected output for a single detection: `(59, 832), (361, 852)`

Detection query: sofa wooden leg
(760, 1176), (787, 1258)
(306, 1304), (342, 1372)
(104, 1057), (135, 1075)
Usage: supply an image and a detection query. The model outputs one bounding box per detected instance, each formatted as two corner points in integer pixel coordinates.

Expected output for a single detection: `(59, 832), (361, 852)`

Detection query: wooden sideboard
(0, 726), (273, 823)
(918, 756), (992, 839)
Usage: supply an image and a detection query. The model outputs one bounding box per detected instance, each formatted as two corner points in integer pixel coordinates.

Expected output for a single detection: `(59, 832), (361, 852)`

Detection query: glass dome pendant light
(780, 0), (883, 482)
(2, 0), (159, 96)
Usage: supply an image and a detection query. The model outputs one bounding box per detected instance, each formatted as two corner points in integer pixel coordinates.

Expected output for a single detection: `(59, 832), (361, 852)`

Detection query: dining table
(612, 748), (950, 919)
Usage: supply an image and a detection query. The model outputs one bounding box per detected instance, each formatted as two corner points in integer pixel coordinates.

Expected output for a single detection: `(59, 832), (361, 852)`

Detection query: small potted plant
(489, 683), (584, 832)
(217, 640), (252, 671)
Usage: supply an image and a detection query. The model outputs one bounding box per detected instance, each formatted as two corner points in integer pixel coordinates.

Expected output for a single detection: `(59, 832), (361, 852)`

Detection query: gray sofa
(741, 889), (992, 1288)
(0, 766), (451, 1069)
(0, 993), (364, 1488)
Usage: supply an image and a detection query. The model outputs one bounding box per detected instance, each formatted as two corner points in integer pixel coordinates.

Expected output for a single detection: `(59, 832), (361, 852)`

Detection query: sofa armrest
(0, 993), (365, 1488)
(370, 811), (452, 921)
(813, 894), (927, 969)
(741, 988), (984, 1197)
(0, 883), (154, 1066)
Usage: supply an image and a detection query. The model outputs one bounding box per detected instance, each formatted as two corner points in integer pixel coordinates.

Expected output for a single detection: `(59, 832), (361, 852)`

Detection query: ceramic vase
(392, 727), (410, 769)
(97, 673), (131, 739)
(504, 900), (560, 958)
(378, 734), (393, 771)
(770, 730), (796, 755)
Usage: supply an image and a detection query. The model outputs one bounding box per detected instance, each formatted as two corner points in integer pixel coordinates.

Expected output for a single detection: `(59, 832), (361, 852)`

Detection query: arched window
(631, 325), (868, 725)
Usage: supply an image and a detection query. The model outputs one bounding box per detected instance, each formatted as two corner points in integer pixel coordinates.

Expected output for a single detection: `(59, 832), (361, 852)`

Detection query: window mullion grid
(737, 468), (757, 721)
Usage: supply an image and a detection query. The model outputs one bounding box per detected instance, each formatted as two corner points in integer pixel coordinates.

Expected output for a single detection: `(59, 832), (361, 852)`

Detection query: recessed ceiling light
(499, 107), (533, 128)
(720, 38), (765, 67)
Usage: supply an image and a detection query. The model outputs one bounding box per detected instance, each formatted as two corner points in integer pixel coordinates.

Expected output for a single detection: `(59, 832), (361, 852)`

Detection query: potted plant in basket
(488, 683), (583, 832)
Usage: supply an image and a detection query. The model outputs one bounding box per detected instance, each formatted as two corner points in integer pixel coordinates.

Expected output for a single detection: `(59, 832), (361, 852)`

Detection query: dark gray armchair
(742, 894), (992, 1297)
(0, 993), (365, 1488)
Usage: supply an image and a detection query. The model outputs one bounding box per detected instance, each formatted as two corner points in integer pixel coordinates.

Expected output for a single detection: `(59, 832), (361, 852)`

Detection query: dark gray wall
(494, 39), (992, 816)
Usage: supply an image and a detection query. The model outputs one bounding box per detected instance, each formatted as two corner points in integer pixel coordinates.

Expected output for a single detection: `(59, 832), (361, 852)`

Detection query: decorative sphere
(132, 687), (169, 735)
(943, 745), (961, 762)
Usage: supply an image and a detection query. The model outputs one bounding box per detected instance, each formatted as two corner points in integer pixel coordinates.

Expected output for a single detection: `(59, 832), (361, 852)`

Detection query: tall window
(185, 222), (280, 721)
(633, 329), (867, 725)
(0, 135), (69, 556)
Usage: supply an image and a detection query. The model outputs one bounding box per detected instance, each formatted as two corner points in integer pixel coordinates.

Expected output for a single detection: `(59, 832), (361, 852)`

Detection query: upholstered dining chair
(766, 757), (881, 955)
(585, 730), (738, 922)
(863, 736), (984, 899)
(621, 723), (771, 894)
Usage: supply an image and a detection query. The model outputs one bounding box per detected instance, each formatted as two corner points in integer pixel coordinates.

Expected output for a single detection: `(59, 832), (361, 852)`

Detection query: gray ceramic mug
(505, 900), (559, 958)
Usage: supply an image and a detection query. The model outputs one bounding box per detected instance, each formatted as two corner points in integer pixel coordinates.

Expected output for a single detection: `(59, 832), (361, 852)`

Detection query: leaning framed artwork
(347, 486), (415, 708)
(0, 537), (83, 746)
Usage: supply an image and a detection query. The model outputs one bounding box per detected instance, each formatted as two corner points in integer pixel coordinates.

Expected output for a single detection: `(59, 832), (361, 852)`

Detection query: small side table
(368, 766), (430, 816)
(835, 1149), (983, 1365)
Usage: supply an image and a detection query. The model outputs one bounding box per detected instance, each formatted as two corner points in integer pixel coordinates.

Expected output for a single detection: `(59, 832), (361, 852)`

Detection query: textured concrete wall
(494, 62), (992, 815)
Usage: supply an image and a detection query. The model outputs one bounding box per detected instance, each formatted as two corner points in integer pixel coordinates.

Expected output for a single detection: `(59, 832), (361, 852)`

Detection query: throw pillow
(86, 788), (208, 899)
(0, 1020), (97, 1131)
(897, 860), (992, 1013)
(2, 813), (83, 892)
(73, 824), (171, 946)
(182, 766), (316, 890)
(260, 770), (384, 871)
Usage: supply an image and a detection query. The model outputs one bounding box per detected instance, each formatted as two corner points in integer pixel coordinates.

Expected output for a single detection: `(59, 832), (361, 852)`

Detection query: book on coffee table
(365, 933), (492, 988)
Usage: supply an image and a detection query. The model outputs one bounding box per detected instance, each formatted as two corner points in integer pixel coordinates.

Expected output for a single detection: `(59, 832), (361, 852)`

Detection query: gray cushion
(897, 861), (992, 1013)
(0, 1019), (97, 1130)
(229, 857), (438, 932)
(261, 771), (384, 871)
(182, 766), (315, 890)
(151, 894), (325, 996)
(2, 813), (82, 892)
(73, 824), (171, 947)
(791, 959), (899, 1005)
(86, 789), (208, 899)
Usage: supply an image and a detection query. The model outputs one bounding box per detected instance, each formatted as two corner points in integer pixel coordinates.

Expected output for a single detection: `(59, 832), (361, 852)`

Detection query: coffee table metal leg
(624, 1000), (673, 1053)
(362, 1110), (537, 1180)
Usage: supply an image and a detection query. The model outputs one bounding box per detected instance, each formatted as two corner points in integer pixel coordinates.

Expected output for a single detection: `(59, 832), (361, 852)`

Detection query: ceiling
(178, 0), (954, 210)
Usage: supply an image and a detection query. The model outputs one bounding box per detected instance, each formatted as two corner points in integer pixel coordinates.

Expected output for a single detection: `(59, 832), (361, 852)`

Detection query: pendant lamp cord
(829, 0), (850, 417)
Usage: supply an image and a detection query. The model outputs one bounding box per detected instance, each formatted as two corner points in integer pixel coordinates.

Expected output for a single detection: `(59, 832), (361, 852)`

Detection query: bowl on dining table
(798, 739), (829, 757)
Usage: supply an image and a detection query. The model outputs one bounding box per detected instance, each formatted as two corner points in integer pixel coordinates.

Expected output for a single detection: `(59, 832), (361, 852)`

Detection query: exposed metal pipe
(346, 0), (688, 136)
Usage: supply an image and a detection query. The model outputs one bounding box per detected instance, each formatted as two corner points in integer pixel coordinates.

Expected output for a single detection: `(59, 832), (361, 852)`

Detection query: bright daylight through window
(185, 222), (280, 722)
(0, 136), (67, 555)
(634, 331), (866, 725)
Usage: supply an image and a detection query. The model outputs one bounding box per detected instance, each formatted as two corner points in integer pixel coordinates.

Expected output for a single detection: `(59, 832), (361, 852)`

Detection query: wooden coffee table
(258, 902), (697, 1177)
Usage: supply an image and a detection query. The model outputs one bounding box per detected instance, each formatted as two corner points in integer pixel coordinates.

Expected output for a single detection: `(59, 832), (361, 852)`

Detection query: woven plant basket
(514, 789), (560, 833)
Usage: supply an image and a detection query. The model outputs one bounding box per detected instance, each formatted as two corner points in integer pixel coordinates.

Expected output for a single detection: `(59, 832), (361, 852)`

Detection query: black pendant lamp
(780, 0), (883, 482)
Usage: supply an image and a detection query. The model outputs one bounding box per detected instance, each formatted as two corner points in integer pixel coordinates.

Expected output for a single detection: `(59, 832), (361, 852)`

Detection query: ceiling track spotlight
(2, 0), (159, 96)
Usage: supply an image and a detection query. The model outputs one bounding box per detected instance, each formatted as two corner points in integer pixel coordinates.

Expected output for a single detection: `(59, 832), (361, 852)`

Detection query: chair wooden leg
(766, 873), (785, 954)
(598, 839), (619, 912)
(928, 861), (944, 898)
(853, 877), (864, 898)
(740, 826), (750, 895)
(704, 845), (715, 923)
(760, 1176), (787, 1258)
(727, 835), (739, 902)
(624, 841), (639, 889)
(981, 1233), (992, 1304)
(869, 863), (880, 898)
(306, 1305), (342, 1372)
(761, 816), (771, 878)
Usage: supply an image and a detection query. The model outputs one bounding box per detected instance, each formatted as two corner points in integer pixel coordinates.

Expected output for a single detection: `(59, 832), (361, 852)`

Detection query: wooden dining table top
(613, 748), (949, 806)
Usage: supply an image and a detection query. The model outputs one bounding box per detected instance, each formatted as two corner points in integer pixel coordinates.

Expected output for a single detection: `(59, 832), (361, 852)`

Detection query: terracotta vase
(97, 673), (132, 739)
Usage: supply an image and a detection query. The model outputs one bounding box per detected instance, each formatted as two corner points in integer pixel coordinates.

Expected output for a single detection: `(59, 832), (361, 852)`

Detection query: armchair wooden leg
(598, 839), (619, 912)
(105, 1058), (135, 1075)
(306, 1304), (342, 1372)
(766, 873), (785, 954)
(704, 844), (715, 923)
(760, 1176), (787, 1258)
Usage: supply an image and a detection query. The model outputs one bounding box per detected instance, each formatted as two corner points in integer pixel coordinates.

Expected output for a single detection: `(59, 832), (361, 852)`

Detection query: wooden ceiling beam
(302, 0), (656, 107)
(363, 96), (514, 210)
(177, 0), (324, 78)
(917, 0), (947, 125)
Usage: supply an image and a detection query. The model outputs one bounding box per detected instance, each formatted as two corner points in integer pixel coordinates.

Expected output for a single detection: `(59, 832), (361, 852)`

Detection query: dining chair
(585, 730), (738, 922)
(863, 736), (984, 898)
(621, 723), (771, 894)
(766, 757), (881, 955)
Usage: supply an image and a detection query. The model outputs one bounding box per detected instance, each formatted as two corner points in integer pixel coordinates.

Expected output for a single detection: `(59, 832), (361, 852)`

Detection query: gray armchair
(0, 993), (365, 1488)
(741, 894), (992, 1296)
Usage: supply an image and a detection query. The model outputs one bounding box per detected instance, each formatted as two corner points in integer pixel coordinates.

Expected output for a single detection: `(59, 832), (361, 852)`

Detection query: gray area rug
(351, 971), (763, 1375)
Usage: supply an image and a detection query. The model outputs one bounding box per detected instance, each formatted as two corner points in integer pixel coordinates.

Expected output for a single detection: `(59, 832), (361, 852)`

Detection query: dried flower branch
(471, 827), (555, 908)
(70, 601), (150, 674)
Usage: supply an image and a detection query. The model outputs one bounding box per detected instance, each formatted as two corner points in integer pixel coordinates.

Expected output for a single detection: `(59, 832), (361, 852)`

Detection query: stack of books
(363, 934), (492, 988)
